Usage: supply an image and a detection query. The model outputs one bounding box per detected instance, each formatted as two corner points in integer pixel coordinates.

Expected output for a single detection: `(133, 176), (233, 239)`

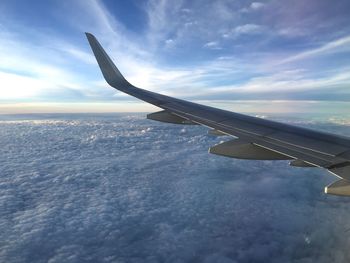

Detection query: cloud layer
(1, 113), (350, 262)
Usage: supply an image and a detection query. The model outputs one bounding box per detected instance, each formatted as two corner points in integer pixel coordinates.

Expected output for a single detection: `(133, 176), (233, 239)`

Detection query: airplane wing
(85, 32), (350, 196)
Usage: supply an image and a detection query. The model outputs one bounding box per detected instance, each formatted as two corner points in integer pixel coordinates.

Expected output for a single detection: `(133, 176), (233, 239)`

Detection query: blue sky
(0, 0), (350, 113)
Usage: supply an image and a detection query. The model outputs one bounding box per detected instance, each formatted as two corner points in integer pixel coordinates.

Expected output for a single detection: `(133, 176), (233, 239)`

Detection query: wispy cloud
(223, 24), (266, 38)
(0, 32), (108, 102)
(203, 41), (221, 49)
(280, 35), (350, 64)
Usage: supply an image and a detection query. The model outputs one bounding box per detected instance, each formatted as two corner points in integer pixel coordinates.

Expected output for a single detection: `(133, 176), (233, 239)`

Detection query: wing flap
(267, 131), (348, 156)
(328, 163), (350, 180)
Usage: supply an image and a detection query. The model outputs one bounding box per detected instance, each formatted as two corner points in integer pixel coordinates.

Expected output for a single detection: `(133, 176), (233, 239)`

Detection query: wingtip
(85, 32), (95, 38)
(84, 30), (130, 88)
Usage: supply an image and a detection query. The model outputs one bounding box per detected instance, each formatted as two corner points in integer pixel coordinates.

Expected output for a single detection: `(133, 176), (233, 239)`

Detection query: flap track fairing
(209, 139), (291, 160)
(147, 110), (197, 125)
(325, 179), (350, 196)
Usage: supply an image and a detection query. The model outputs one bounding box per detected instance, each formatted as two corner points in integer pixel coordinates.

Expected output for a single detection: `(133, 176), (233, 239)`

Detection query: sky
(0, 0), (350, 113)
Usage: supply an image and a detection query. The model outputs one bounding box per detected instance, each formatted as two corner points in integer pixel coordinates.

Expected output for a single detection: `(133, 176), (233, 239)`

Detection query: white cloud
(278, 27), (308, 37)
(145, 0), (185, 50)
(223, 24), (265, 38)
(203, 41), (221, 49)
(164, 38), (175, 48)
(240, 2), (266, 13)
(250, 2), (265, 10)
(234, 24), (265, 35)
(0, 72), (45, 99)
(61, 47), (96, 65)
(280, 35), (350, 64)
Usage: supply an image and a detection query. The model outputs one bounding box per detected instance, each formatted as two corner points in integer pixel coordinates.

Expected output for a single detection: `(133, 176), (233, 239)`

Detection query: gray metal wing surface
(86, 32), (350, 196)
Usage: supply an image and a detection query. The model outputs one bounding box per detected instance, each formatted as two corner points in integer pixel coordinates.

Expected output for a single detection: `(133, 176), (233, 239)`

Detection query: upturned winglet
(85, 32), (130, 88)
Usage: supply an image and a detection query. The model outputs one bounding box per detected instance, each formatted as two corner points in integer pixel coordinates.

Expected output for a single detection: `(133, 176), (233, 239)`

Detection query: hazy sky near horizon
(0, 0), (350, 113)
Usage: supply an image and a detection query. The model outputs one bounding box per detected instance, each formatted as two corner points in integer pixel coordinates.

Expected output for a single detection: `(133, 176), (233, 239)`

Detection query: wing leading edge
(86, 32), (350, 196)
